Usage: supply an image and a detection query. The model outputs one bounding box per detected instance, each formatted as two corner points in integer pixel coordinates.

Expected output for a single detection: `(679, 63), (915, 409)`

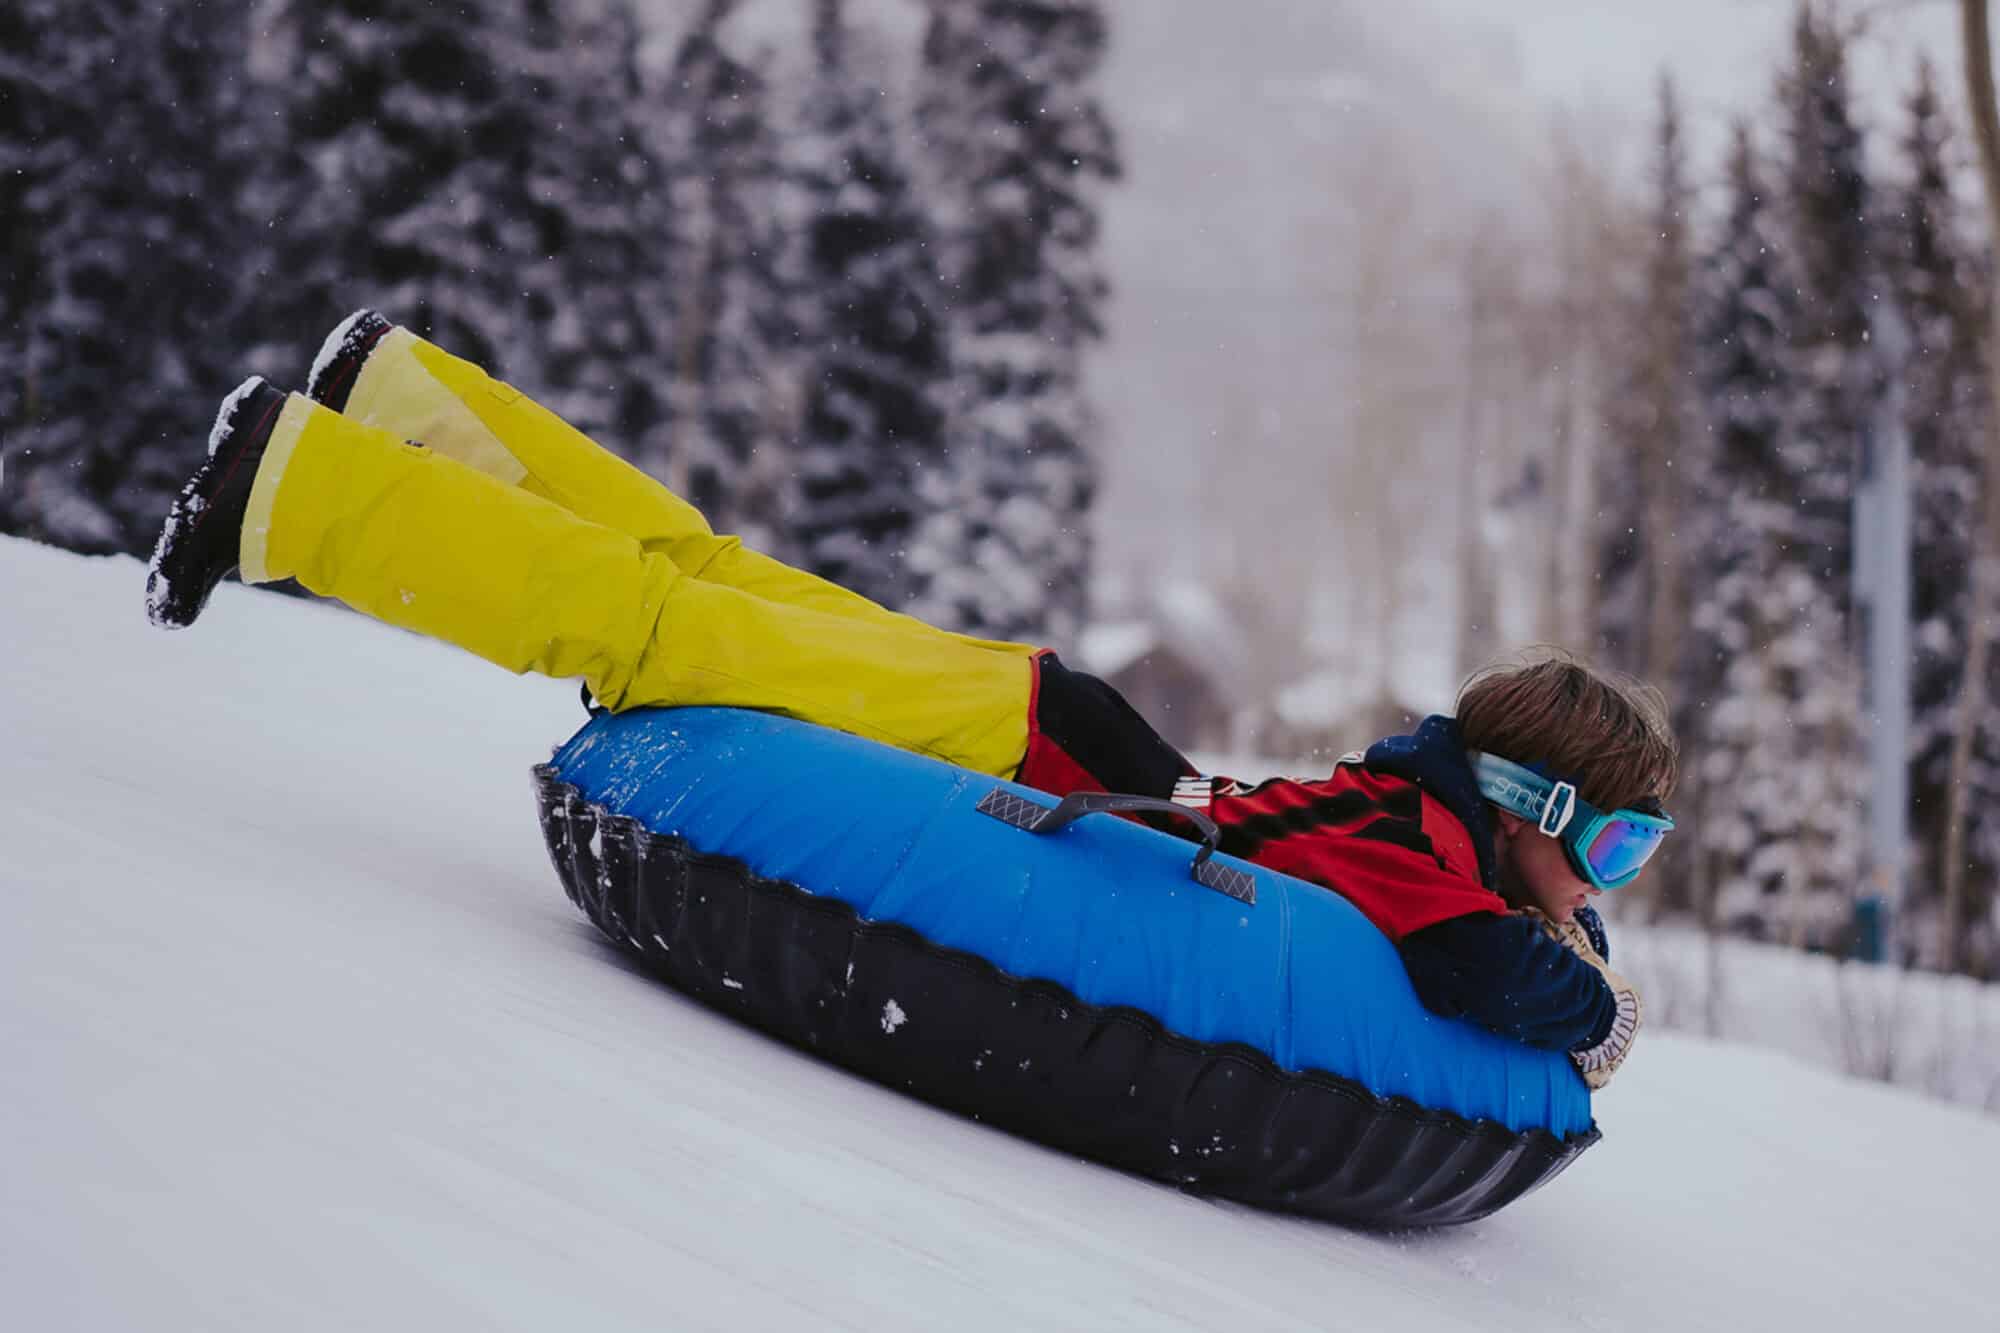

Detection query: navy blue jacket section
(547, 706), (1595, 1136)
(1364, 716), (1618, 1053)
(1397, 914), (1617, 1049)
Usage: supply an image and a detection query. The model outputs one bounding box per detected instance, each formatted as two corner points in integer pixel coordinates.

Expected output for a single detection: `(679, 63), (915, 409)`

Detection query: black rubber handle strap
(1022, 791), (1222, 858)
(974, 788), (1257, 905)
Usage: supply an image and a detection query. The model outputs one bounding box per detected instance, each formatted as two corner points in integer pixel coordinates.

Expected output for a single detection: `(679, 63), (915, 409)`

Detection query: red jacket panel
(1186, 764), (1509, 939)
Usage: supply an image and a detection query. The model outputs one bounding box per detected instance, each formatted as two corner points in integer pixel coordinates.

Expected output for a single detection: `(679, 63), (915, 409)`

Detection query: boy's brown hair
(1455, 650), (1678, 813)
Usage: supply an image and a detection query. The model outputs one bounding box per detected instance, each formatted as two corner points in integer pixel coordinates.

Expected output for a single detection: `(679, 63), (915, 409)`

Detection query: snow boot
(145, 376), (289, 629)
(305, 308), (394, 413)
(300, 308), (531, 487)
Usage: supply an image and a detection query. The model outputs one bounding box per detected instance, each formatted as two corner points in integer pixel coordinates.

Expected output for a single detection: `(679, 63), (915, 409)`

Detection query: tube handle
(974, 788), (1256, 905)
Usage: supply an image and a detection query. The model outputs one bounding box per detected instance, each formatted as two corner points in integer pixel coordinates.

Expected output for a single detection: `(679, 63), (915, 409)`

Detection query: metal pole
(1854, 299), (1912, 963)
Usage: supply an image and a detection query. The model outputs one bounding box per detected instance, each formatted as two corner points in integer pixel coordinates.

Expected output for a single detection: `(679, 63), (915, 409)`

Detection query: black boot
(306, 309), (393, 412)
(145, 376), (289, 629)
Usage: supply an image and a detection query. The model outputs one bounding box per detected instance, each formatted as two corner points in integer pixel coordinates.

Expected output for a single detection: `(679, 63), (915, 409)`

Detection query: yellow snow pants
(237, 336), (1037, 776)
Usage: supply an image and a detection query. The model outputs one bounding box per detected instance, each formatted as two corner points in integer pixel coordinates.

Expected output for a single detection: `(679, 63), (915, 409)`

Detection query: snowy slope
(3, 534), (1995, 1332)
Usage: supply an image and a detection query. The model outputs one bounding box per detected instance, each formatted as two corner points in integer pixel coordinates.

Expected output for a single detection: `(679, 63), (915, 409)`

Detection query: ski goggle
(1470, 752), (1674, 891)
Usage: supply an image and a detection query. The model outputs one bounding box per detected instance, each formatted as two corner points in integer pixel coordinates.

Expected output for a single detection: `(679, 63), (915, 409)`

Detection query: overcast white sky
(1421, 0), (1965, 175)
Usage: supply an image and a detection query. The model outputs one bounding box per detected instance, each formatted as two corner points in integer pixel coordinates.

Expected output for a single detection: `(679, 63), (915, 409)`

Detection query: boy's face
(1493, 811), (1602, 922)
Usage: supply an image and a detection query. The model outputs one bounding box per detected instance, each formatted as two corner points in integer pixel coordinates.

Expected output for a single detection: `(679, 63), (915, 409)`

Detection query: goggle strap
(1539, 781), (1577, 837)
(1471, 751), (1580, 835)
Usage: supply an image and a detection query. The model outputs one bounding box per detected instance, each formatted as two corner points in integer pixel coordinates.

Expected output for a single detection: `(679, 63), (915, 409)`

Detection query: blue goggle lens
(1580, 818), (1667, 888)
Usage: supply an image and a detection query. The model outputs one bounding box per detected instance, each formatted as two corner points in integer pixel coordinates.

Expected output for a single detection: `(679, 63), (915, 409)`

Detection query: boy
(1178, 671), (1667, 1089)
(148, 311), (1668, 1088)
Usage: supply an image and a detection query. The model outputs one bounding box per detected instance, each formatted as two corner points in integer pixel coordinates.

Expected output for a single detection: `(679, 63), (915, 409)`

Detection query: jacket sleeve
(1528, 907), (1643, 1089)
(1397, 912), (1618, 1052)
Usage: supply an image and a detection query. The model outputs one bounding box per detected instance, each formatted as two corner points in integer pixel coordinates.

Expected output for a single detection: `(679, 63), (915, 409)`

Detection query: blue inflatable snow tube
(535, 706), (1599, 1225)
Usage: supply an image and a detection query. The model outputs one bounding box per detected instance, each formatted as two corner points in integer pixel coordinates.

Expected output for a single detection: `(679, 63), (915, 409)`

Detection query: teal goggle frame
(1470, 752), (1674, 891)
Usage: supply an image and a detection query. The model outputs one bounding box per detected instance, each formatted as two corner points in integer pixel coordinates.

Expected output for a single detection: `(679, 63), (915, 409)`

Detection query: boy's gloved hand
(1522, 907), (1642, 1090)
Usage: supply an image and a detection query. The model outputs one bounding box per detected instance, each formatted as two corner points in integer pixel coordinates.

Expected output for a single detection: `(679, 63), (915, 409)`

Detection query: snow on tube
(533, 706), (1600, 1227)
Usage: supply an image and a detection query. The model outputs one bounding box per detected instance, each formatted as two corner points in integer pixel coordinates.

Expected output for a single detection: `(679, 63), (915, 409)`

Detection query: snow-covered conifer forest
(7, 2), (2000, 1092)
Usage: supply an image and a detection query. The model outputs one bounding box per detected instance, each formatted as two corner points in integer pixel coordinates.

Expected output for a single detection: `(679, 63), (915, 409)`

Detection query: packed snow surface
(3, 535), (1994, 1331)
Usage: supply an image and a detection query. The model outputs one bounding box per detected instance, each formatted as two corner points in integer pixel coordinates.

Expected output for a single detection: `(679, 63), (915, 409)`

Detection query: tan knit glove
(1522, 908), (1643, 1090)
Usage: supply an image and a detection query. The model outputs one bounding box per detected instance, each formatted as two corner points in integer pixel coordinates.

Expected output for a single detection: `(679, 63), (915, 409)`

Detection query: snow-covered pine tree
(255, 1), (530, 370)
(905, 0), (1122, 642)
(500, 0), (672, 452)
(650, 0), (792, 544)
(1696, 561), (1868, 947)
(1775, 2), (1877, 619)
(1595, 75), (1703, 915)
(1596, 77), (1697, 677)
(256, 0), (666, 444)
(1700, 129), (1802, 515)
(1884, 59), (2000, 971)
(1, 0), (265, 554)
(773, 0), (950, 605)
(1690, 122), (1866, 947)
(0, 0), (62, 456)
